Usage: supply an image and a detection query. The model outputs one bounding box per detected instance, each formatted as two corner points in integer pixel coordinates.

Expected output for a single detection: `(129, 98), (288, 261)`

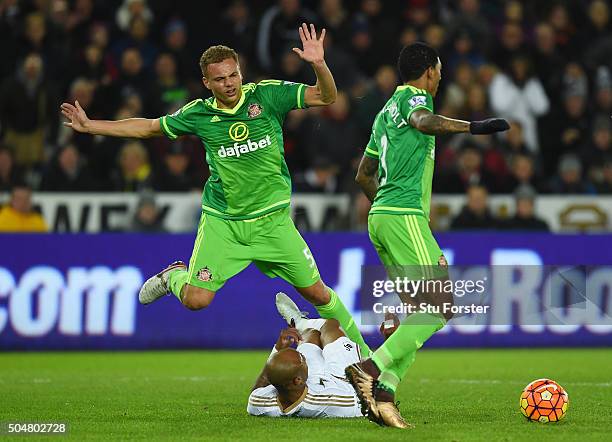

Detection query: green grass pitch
(1, 349), (610, 441)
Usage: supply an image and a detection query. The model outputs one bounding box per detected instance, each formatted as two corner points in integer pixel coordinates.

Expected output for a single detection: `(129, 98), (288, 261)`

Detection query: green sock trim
(378, 371), (401, 393)
(168, 270), (189, 302)
(315, 288), (371, 356)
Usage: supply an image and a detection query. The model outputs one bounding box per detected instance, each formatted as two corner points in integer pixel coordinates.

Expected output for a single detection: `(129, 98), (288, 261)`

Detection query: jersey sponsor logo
(228, 122), (250, 141)
(210, 115), (221, 122)
(408, 95), (427, 108)
(217, 135), (272, 158)
(196, 267), (213, 282)
(247, 103), (263, 118)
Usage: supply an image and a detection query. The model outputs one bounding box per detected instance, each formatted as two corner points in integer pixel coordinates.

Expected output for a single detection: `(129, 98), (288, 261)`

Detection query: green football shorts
(186, 207), (320, 292)
(368, 213), (447, 280)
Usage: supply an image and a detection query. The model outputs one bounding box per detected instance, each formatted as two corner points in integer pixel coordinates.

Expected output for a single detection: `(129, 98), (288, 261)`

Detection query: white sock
(295, 318), (326, 333)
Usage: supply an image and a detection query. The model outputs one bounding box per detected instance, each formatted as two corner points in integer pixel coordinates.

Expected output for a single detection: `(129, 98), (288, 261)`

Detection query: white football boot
(139, 261), (187, 305)
(275, 292), (305, 327)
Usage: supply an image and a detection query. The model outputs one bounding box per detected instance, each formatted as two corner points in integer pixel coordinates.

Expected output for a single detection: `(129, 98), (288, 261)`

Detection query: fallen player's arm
(251, 368), (271, 392)
(60, 100), (162, 138)
(355, 155), (379, 203)
(250, 328), (301, 392)
(409, 109), (509, 136)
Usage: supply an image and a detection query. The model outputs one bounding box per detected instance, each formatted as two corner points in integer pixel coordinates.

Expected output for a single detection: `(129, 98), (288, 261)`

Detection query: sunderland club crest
(438, 255), (448, 269)
(197, 267), (213, 282)
(247, 103), (263, 118)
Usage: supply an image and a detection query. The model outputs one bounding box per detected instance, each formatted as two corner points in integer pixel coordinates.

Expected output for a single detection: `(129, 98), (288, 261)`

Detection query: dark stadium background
(0, 2), (611, 439)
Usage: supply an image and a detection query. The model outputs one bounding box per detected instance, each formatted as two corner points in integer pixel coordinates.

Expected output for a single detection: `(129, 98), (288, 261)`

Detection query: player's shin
(377, 352), (416, 399)
(315, 288), (371, 357)
(168, 270), (189, 301)
(371, 312), (445, 372)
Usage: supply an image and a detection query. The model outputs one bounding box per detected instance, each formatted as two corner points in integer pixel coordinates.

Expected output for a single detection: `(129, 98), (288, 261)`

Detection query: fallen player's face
(204, 58), (243, 106)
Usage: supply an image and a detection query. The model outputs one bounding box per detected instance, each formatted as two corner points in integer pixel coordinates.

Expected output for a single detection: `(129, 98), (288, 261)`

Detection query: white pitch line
(419, 378), (612, 387)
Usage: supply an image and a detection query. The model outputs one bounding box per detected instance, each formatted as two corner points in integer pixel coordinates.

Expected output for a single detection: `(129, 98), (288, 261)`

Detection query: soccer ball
(519, 378), (569, 423)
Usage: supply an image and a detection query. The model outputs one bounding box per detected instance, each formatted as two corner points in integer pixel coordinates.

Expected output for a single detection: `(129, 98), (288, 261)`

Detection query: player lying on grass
(60, 23), (370, 359)
(346, 42), (510, 429)
(248, 293), (403, 424)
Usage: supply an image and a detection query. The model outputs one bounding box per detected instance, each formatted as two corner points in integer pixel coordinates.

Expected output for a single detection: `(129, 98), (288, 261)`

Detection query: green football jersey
(364, 84), (435, 218)
(159, 80), (308, 220)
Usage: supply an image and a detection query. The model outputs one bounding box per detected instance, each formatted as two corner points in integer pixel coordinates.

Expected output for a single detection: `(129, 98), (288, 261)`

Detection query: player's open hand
(293, 23), (326, 65)
(275, 327), (301, 350)
(60, 100), (90, 133)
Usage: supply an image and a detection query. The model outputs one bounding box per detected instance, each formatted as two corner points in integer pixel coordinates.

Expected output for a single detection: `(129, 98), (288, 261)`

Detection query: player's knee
(320, 318), (340, 333)
(182, 286), (215, 311)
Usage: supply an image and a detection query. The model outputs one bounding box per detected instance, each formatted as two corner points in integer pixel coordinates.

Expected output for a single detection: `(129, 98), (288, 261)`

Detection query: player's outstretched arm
(60, 100), (162, 138)
(356, 155), (379, 203)
(410, 109), (509, 136)
(292, 23), (337, 107)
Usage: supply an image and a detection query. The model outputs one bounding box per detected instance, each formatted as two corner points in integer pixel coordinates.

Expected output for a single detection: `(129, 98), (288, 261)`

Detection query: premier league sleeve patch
(408, 95), (427, 109)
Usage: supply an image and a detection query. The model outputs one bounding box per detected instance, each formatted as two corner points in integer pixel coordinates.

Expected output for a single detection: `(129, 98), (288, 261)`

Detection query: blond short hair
(199, 45), (238, 76)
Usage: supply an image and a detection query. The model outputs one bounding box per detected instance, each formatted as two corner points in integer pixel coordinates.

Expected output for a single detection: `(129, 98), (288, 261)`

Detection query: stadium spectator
(15, 12), (67, 78)
(319, 31), (364, 91)
(111, 141), (153, 192)
(594, 158), (612, 194)
(0, 145), (24, 192)
(422, 23), (446, 54)
(113, 15), (158, 71)
(498, 120), (529, 156)
(532, 22), (564, 105)
(594, 66), (612, 119)
(441, 62), (476, 118)
(153, 142), (201, 192)
(581, 116), (612, 186)
(445, 30), (484, 74)
(130, 191), (166, 232)
(488, 54), (549, 152)
(116, 0), (153, 32)
(350, 0), (398, 76)
(435, 144), (497, 194)
(546, 154), (589, 194)
(450, 184), (499, 230)
(463, 84), (489, 122)
(446, 0), (491, 54)
(151, 52), (188, 116)
(541, 64), (590, 175)
(0, 53), (58, 168)
(503, 153), (541, 194)
(217, 0), (256, 64)
(318, 0), (351, 49)
(40, 144), (96, 191)
(490, 22), (526, 71)
(161, 19), (198, 89)
(582, 0), (611, 47)
(111, 47), (155, 116)
(276, 48), (312, 84)
(293, 157), (339, 193)
(546, 3), (578, 58)
(502, 185), (549, 231)
(306, 91), (361, 186)
(257, 0), (317, 72)
(0, 184), (47, 232)
(353, 64), (397, 136)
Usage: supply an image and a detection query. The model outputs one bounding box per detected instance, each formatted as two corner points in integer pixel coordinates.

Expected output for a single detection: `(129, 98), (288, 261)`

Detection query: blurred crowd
(0, 0), (611, 231)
